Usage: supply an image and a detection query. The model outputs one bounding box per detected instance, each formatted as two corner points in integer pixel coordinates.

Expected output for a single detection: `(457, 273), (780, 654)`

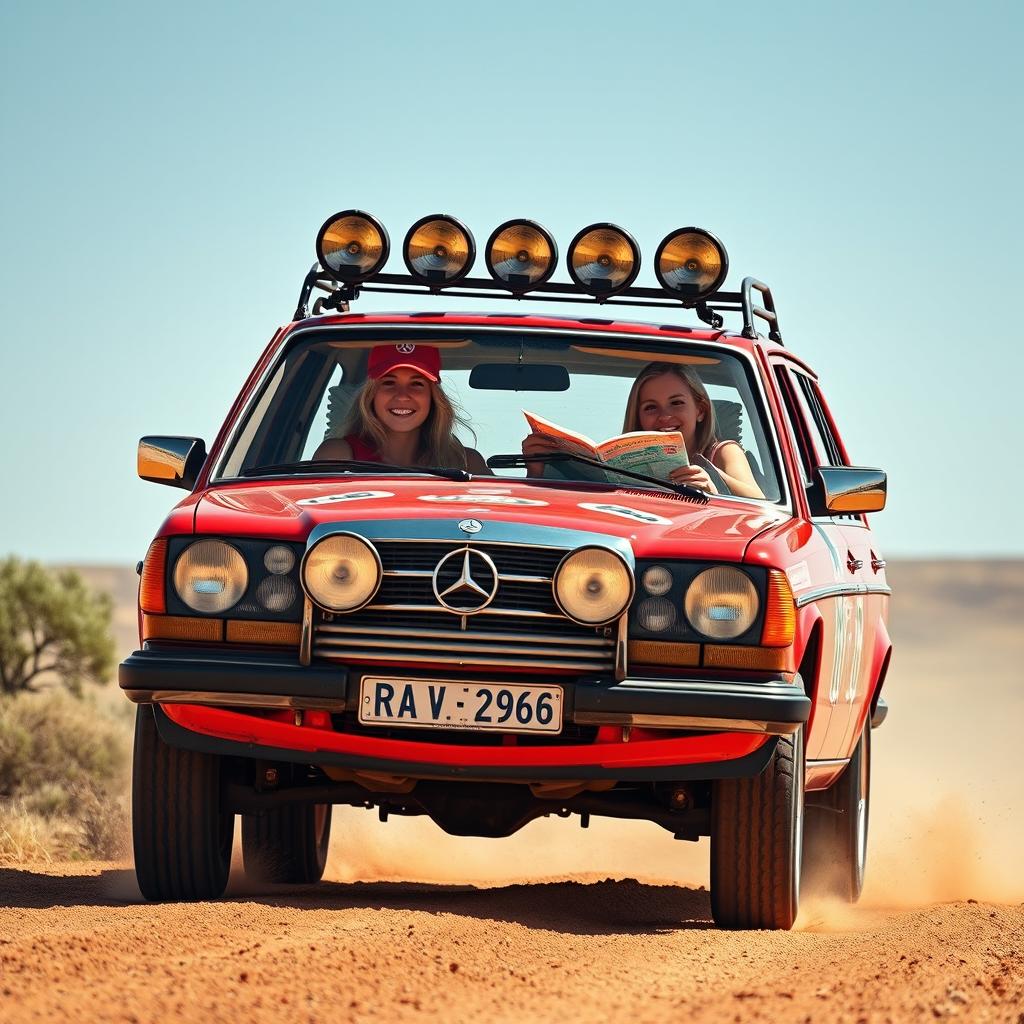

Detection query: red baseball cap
(367, 344), (441, 381)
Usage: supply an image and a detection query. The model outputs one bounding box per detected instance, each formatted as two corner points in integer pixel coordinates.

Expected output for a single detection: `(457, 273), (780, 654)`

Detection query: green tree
(0, 558), (115, 696)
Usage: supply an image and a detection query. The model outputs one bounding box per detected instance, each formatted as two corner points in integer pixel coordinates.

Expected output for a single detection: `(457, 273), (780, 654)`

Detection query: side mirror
(808, 466), (886, 516)
(138, 436), (207, 490)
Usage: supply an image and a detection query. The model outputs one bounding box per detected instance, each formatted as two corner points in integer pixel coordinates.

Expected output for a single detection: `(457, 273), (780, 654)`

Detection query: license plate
(358, 677), (563, 734)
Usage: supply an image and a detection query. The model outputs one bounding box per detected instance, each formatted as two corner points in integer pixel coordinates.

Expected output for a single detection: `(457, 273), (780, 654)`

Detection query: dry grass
(0, 689), (132, 864)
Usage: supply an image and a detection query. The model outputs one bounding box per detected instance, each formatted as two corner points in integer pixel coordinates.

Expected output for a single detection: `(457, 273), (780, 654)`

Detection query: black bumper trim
(573, 676), (810, 725)
(119, 649), (348, 702)
(151, 704), (778, 783)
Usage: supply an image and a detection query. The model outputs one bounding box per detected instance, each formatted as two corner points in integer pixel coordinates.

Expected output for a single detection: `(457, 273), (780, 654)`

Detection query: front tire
(242, 803), (332, 884)
(803, 719), (870, 901)
(710, 730), (804, 930)
(131, 704), (233, 902)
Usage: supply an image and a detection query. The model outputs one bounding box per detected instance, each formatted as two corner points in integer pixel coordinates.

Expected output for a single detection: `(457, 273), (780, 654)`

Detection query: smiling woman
(312, 344), (490, 474)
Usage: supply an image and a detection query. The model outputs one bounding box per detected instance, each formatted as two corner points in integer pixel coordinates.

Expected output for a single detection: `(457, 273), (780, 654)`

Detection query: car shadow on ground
(0, 867), (713, 935)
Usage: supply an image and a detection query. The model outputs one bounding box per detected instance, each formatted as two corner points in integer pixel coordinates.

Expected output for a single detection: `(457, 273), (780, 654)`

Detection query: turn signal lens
(567, 223), (640, 296)
(403, 214), (475, 285)
(303, 533), (382, 612)
(140, 538), (168, 614)
(761, 569), (796, 647)
(316, 210), (390, 282)
(554, 547), (633, 625)
(173, 540), (248, 614)
(654, 227), (728, 301)
(485, 219), (558, 292)
(684, 566), (759, 640)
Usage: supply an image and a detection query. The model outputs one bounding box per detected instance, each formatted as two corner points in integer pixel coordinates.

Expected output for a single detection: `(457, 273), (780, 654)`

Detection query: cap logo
(396, 343), (415, 354)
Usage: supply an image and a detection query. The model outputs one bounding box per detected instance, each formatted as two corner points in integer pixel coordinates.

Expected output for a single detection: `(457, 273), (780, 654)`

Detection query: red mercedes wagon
(122, 213), (890, 928)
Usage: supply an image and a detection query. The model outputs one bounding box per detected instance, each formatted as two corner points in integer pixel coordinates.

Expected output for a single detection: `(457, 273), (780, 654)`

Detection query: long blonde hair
(622, 362), (717, 457)
(338, 376), (475, 469)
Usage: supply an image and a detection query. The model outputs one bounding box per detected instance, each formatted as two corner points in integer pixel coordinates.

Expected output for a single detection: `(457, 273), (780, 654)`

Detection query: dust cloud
(325, 561), (1024, 911)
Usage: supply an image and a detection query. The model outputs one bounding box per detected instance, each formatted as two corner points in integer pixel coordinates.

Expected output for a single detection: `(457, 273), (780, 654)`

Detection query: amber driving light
(173, 540), (248, 614)
(315, 210), (390, 282)
(302, 533), (382, 612)
(684, 566), (759, 640)
(567, 223), (640, 296)
(485, 219), (558, 292)
(553, 547), (633, 625)
(403, 214), (475, 285)
(654, 227), (729, 302)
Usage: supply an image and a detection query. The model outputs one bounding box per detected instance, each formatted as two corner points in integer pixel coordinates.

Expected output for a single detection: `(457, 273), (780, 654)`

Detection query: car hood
(193, 478), (788, 561)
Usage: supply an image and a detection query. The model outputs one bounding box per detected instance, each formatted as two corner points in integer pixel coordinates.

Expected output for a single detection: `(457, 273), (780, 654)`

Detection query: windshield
(213, 327), (786, 504)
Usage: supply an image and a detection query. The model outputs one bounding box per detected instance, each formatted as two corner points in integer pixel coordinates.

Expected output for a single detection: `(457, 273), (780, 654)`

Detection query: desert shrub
(0, 690), (131, 801)
(0, 558), (114, 696)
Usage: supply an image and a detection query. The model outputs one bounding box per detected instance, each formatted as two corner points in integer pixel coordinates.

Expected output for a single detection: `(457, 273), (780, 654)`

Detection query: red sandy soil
(1, 862), (1022, 1024)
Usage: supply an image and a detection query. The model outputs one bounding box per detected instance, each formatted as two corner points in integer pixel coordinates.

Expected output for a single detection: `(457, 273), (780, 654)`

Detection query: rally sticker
(578, 503), (671, 525)
(297, 490), (394, 506)
(785, 561), (812, 591)
(418, 494), (548, 506)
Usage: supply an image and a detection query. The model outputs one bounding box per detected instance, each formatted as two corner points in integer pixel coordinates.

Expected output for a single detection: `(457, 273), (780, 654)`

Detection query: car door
(774, 361), (877, 760)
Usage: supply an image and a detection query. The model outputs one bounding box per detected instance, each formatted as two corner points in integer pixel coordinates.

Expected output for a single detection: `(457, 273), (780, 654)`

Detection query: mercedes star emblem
(458, 518), (483, 534)
(432, 547), (499, 614)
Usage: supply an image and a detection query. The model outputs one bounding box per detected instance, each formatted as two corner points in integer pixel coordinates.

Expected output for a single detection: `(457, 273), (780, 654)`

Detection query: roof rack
(293, 267), (783, 343)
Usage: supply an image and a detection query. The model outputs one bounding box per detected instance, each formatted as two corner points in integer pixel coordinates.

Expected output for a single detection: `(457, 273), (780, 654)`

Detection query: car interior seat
(712, 399), (770, 496)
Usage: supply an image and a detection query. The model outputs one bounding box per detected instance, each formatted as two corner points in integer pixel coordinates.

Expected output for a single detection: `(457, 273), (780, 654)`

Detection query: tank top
(343, 434), (382, 462)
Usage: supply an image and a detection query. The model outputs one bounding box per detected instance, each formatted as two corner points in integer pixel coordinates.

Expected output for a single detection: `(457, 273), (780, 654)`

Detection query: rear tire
(131, 704), (233, 902)
(242, 803), (332, 884)
(803, 720), (870, 902)
(710, 730), (804, 930)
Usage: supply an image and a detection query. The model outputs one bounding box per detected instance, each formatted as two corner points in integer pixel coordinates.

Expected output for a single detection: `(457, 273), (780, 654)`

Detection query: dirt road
(2, 561), (1021, 1022)
(2, 862), (1022, 1024)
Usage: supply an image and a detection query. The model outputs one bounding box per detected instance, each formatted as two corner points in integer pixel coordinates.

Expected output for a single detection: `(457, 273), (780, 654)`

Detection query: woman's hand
(521, 432), (560, 478)
(668, 463), (718, 493)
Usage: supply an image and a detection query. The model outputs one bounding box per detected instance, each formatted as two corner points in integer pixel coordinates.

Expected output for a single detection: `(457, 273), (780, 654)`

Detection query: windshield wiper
(239, 459), (472, 482)
(487, 453), (710, 504)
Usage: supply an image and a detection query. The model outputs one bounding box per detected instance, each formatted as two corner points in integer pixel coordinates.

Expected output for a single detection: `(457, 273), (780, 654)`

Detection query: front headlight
(684, 566), (759, 640)
(173, 540), (248, 613)
(554, 547), (633, 625)
(303, 534), (382, 612)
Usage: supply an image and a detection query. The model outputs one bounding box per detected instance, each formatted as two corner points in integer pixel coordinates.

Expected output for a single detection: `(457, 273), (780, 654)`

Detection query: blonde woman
(521, 361), (763, 497)
(314, 345), (489, 474)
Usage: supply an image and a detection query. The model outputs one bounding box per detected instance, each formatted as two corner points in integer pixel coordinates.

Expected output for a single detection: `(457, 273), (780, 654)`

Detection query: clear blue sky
(1, 1), (1021, 562)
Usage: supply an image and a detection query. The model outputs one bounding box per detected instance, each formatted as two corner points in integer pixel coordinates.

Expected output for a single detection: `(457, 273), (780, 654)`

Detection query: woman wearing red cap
(314, 344), (489, 473)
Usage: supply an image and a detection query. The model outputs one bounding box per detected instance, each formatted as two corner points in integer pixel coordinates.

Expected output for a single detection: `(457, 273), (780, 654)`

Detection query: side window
(781, 367), (845, 473)
(774, 364), (859, 522)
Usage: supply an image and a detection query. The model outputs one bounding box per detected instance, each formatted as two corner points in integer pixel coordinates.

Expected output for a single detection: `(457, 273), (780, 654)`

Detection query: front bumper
(121, 647), (809, 781)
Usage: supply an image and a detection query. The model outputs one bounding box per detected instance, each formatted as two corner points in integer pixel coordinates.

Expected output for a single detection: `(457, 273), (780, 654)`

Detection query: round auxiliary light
(403, 214), (476, 286)
(637, 597), (677, 633)
(302, 533), (382, 612)
(684, 566), (759, 641)
(264, 545), (296, 575)
(553, 547), (633, 625)
(256, 575), (298, 613)
(641, 564), (673, 597)
(654, 227), (729, 302)
(315, 210), (390, 283)
(567, 222), (640, 296)
(485, 219), (558, 293)
(173, 540), (248, 614)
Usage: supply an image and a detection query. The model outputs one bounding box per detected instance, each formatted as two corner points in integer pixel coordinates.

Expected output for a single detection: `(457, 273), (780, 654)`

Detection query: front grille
(312, 540), (616, 674)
